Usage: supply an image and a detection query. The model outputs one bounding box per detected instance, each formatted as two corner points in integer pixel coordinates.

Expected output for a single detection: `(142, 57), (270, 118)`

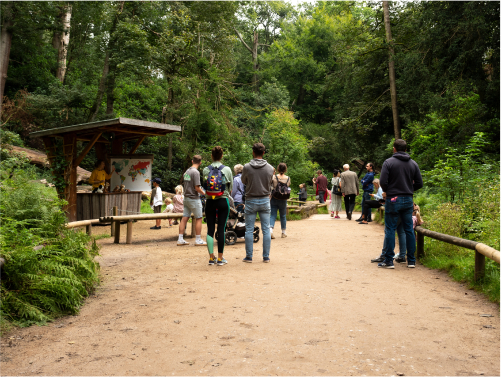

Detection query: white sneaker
(177, 239), (190, 246)
(271, 233), (275, 239)
(281, 233), (287, 238)
(195, 240), (207, 246)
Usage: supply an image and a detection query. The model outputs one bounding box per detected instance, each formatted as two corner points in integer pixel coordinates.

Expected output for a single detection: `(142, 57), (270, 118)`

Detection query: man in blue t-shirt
(356, 163), (375, 222)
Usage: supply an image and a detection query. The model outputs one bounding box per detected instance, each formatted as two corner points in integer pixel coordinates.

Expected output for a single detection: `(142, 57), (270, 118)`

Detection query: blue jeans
(270, 198), (287, 230)
(383, 196), (415, 264)
(244, 198), (271, 259)
(379, 219), (406, 259)
(361, 191), (372, 221)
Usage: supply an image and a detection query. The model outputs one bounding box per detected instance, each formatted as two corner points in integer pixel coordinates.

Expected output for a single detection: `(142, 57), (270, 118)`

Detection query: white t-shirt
(152, 186), (163, 207)
(163, 203), (174, 213)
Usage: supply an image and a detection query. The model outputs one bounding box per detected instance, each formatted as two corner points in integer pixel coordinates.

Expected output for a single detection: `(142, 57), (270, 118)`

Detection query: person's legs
(361, 200), (382, 223)
(205, 199), (217, 258)
(395, 218), (407, 259)
(244, 199), (258, 260)
(348, 194), (356, 214)
(278, 199), (287, 234)
(344, 195), (350, 218)
(398, 197), (416, 265)
(318, 191), (325, 204)
(215, 198), (230, 261)
(363, 192), (372, 221)
(257, 199), (271, 259)
(381, 199), (399, 263)
(269, 198), (278, 230)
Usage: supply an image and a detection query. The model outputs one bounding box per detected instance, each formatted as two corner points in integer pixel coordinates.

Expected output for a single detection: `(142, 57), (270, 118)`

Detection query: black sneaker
(347, 212), (352, 220)
(150, 226), (161, 230)
(355, 217), (363, 222)
(377, 261), (395, 269)
(242, 257), (252, 263)
(371, 256), (384, 263)
(394, 257), (406, 263)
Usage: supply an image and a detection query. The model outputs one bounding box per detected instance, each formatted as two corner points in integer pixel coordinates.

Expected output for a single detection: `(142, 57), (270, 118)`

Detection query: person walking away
(150, 178), (163, 229)
(177, 155), (206, 247)
(162, 197), (174, 227)
(359, 178), (384, 224)
(203, 146), (233, 266)
(298, 184), (307, 206)
(340, 164), (359, 220)
(270, 163), (291, 239)
(316, 170), (328, 204)
(357, 163), (375, 222)
(377, 139), (423, 269)
(330, 169), (342, 218)
(241, 143), (274, 263)
(231, 164), (245, 213)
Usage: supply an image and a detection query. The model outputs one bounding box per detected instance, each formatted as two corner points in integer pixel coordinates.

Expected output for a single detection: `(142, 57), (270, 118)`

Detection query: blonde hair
(373, 178), (380, 188)
(165, 197), (172, 204)
(175, 185), (184, 195)
(299, 183), (304, 188)
(234, 164), (244, 174)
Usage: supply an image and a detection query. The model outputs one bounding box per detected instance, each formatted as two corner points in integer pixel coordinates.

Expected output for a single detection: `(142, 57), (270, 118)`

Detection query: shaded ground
(1, 213), (499, 376)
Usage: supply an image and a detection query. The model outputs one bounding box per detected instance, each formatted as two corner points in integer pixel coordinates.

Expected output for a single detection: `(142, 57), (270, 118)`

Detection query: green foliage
(0, 170), (100, 328)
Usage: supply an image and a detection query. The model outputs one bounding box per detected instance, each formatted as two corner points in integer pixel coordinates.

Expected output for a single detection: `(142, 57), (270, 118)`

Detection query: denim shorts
(183, 197), (203, 218)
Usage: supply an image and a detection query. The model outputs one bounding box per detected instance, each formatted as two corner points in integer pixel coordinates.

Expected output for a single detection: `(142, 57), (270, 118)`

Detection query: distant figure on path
(340, 164), (359, 220)
(356, 162), (375, 222)
(241, 143), (274, 263)
(377, 139), (423, 269)
(330, 169), (342, 218)
(270, 163), (291, 239)
(231, 164), (245, 213)
(150, 177), (163, 229)
(178, 155), (206, 247)
(315, 170), (328, 204)
(298, 183), (308, 206)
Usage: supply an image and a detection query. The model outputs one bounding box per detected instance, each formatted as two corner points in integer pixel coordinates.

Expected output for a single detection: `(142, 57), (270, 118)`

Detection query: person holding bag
(330, 169), (342, 218)
(269, 163), (291, 239)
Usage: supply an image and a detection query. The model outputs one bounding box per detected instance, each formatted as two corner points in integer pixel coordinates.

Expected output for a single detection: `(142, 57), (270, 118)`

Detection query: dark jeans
(205, 198), (230, 254)
(383, 196), (415, 264)
(298, 197), (307, 206)
(344, 194), (356, 215)
(270, 198), (287, 230)
(363, 199), (382, 219)
(318, 190), (326, 204)
(361, 192), (373, 221)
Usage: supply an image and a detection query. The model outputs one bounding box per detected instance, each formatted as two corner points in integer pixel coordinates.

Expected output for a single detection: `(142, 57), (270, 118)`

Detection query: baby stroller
(214, 196), (260, 245)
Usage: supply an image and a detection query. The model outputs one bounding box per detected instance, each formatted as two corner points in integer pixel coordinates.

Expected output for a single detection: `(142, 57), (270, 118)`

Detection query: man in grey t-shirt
(178, 155), (206, 246)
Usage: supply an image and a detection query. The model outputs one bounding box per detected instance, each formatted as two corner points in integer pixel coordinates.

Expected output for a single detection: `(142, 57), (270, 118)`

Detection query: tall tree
(0, 2), (15, 101)
(383, 1), (401, 139)
(52, 2), (72, 83)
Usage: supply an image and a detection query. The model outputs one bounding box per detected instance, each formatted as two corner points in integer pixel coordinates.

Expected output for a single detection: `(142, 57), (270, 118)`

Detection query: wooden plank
(92, 194), (100, 220)
(475, 243), (500, 264)
(415, 226), (478, 251)
(73, 132), (103, 167)
(126, 221), (133, 244)
(114, 220), (121, 244)
(129, 136), (146, 154)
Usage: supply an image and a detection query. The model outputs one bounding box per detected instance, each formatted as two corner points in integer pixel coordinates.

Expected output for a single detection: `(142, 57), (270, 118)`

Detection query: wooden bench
(99, 213), (197, 244)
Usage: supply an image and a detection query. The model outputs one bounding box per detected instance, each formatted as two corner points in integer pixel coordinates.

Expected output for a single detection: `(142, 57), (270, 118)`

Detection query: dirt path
(2, 213), (499, 376)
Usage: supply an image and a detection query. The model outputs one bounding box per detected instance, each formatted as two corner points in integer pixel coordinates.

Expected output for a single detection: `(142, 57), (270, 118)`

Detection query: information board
(109, 154), (154, 192)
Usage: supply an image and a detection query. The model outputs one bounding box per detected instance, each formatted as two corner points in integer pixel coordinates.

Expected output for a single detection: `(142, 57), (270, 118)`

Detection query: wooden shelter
(30, 117), (181, 222)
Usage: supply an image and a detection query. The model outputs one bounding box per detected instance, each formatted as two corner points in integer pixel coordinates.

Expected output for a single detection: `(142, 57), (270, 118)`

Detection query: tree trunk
(52, 3), (72, 83)
(87, 51), (110, 122)
(106, 62), (117, 115)
(252, 30), (258, 91)
(167, 87), (174, 170)
(0, 3), (14, 102)
(383, 1), (401, 140)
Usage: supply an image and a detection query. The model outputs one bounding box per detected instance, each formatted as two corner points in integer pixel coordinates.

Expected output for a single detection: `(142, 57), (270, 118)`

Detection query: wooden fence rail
(378, 207), (500, 281)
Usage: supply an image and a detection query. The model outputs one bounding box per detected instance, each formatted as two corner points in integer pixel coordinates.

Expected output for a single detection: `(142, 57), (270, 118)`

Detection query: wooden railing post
(114, 220), (121, 244)
(190, 215), (196, 238)
(86, 224), (92, 236)
(111, 206), (117, 236)
(416, 232), (424, 259)
(126, 220), (133, 244)
(474, 250), (486, 281)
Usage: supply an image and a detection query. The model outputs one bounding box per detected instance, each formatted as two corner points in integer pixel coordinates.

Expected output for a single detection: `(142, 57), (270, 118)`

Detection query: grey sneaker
(407, 263), (416, 268)
(394, 257), (406, 263)
(217, 258), (228, 266)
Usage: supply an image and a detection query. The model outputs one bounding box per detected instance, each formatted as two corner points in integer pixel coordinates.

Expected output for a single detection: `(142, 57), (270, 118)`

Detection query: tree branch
(233, 27), (253, 54)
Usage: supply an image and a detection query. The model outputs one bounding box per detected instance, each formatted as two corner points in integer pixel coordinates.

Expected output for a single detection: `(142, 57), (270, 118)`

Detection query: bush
(0, 167), (100, 330)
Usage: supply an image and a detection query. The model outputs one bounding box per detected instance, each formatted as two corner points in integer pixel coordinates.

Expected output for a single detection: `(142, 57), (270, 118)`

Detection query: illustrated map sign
(110, 155), (153, 192)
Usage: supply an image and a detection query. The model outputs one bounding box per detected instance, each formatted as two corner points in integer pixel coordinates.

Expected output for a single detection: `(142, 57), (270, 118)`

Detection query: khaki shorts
(183, 197), (203, 218)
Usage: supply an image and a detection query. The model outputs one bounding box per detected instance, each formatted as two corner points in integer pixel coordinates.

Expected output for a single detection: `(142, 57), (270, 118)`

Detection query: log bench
(99, 213), (197, 244)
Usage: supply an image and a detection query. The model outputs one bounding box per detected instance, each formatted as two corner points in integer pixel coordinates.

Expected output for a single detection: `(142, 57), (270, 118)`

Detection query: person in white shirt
(150, 177), (163, 229)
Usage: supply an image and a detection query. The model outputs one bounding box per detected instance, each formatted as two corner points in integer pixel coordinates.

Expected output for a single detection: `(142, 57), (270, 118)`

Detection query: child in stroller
(202, 195), (260, 245)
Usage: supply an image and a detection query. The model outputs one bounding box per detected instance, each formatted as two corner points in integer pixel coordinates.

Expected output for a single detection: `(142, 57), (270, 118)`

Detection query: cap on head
(152, 177), (162, 184)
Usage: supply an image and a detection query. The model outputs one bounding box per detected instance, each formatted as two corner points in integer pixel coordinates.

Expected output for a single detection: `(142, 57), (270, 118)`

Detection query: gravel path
(2, 214), (499, 376)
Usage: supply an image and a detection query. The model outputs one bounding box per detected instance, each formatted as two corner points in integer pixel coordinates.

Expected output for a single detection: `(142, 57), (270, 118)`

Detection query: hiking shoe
(208, 256), (216, 265)
(371, 256), (384, 263)
(377, 261), (395, 269)
(281, 233), (287, 238)
(195, 240), (207, 246)
(242, 257), (252, 263)
(394, 257), (406, 263)
(263, 257), (270, 263)
(177, 239), (190, 246)
(217, 258), (228, 266)
(407, 263), (416, 268)
(150, 226), (161, 229)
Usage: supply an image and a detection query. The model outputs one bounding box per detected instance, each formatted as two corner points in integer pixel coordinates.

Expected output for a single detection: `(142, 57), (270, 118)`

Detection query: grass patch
(93, 234), (111, 240)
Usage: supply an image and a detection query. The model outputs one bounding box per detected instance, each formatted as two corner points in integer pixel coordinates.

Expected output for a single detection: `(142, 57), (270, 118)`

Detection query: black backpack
(271, 174), (290, 200)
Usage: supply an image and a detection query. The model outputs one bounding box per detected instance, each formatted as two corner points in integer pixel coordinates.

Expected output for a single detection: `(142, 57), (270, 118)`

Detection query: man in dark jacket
(377, 139), (423, 269)
(241, 143), (274, 263)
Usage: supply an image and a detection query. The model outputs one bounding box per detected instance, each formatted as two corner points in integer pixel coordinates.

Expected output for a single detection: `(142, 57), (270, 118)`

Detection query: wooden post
(416, 232), (424, 259)
(114, 220), (121, 244)
(86, 224), (92, 236)
(126, 220), (133, 244)
(63, 133), (78, 222)
(190, 215), (196, 238)
(474, 250), (486, 281)
(111, 206), (117, 236)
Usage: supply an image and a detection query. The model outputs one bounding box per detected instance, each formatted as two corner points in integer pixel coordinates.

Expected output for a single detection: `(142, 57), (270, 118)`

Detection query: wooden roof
(29, 117), (181, 140)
